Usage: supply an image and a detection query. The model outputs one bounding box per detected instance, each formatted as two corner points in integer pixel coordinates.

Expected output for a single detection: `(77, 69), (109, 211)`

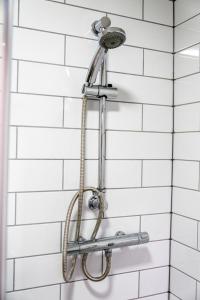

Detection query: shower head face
(99, 27), (126, 50)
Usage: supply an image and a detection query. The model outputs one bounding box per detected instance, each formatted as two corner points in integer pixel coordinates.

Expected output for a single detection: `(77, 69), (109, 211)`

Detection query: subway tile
(174, 160), (199, 190)
(144, 0), (173, 26)
(174, 132), (200, 160)
(16, 191), (75, 224)
(141, 214), (170, 241)
(17, 127), (98, 159)
(64, 160), (98, 190)
(7, 223), (61, 258)
(170, 267), (196, 300)
(173, 188), (200, 221)
(105, 160), (142, 188)
(142, 160), (171, 187)
(175, 73), (200, 105)
(7, 194), (16, 226)
(9, 127), (17, 159)
(175, 0), (200, 25)
(175, 14), (200, 52)
(106, 187), (171, 218)
(66, 0), (143, 19)
(6, 260), (14, 292)
(174, 103), (200, 132)
(106, 101), (142, 131)
(61, 271), (139, 300)
(172, 214), (198, 249)
(20, 0), (103, 39)
(174, 45), (200, 78)
(144, 50), (173, 79)
(106, 131), (172, 159)
(18, 61), (86, 98)
(15, 253), (63, 289)
(13, 27), (65, 64)
(8, 160), (62, 192)
(109, 14), (173, 52)
(171, 240), (200, 281)
(110, 240), (169, 274)
(108, 72), (173, 106)
(143, 105), (173, 132)
(64, 98), (99, 129)
(6, 285), (60, 300)
(140, 267), (169, 297)
(10, 93), (63, 127)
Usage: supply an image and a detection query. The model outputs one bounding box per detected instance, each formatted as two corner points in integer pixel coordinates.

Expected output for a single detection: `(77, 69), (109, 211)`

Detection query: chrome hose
(62, 96), (111, 282)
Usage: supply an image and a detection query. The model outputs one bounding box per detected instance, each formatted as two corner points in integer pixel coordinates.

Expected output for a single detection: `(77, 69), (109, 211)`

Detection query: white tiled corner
(144, 0), (173, 26)
(174, 102), (200, 132)
(173, 160), (199, 190)
(6, 285), (60, 300)
(144, 50), (173, 79)
(172, 214), (198, 249)
(7, 223), (61, 258)
(170, 267), (196, 300)
(13, 27), (65, 64)
(141, 214), (170, 241)
(139, 267), (169, 297)
(8, 160), (62, 192)
(143, 105), (173, 132)
(142, 160), (171, 187)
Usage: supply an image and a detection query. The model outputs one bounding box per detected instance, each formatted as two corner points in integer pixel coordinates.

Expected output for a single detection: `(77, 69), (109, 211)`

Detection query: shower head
(99, 27), (126, 50)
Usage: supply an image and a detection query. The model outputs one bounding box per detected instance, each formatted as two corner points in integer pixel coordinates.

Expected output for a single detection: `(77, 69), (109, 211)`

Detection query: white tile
(64, 98), (99, 129)
(10, 93), (63, 127)
(107, 45), (143, 75)
(13, 0), (19, 26)
(174, 132), (200, 160)
(18, 127), (98, 159)
(144, 0), (173, 26)
(140, 267), (169, 297)
(171, 240), (200, 281)
(105, 160), (142, 188)
(175, 73), (200, 105)
(16, 191), (75, 224)
(66, 0), (142, 19)
(170, 267), (196, 300)
(64, 160), (98, 190)
(106, 131), (172, 159)
(140, 295), (168, 300)
(6, 260), (14, 292)
(18, 61), (86, 98)
(175, 0), (200, 25)
(9, 127), (17, 159)
(143, 160), (171, 187)
(173, 188), (200, 221)
(175, 103), (200, 132)
(7, 223), (61, 258)
(109, 14), (173, 52)
(143, 105), (173, 132)
(61, 272), (139, 300)
(6, 285), (60, 300)
(175, 15), (200, 52)
(106, 101), (142, 131)
(13, 27), (65, 64)
(144, 50), (173, 79)
(108, 72), (173, 106)
(198, 223), (200, 250)
(15, 254), (63, 289)
(8, 160), (62, 192)
(106, 187), (171, 218)
(141, 214), (170, 241)
(173, 160), (199, 190)
(174, 45), (200, 78)
(7, 194), (15, 226)
(110, 240), (169, 274)
(11, 60), (18, 93)
(172, 214), (198, 249)
(20, 0), (103, 39)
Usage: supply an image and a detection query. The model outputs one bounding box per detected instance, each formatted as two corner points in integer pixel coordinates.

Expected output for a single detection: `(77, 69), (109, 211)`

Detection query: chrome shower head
(99, 27), (126, 50)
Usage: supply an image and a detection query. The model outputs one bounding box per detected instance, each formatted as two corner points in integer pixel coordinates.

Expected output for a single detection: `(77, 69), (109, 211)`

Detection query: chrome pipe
(67, 232), (149, 256)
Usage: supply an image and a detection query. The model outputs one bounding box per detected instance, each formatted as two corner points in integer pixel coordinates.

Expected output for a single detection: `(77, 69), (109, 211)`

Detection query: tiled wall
(6, 0), (173, 299)
(170, 1), (200, 299)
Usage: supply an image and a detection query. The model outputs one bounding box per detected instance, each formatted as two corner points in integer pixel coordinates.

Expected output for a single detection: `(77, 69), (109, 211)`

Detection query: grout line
(129, 292), (169, 300)
(17, 0), (20, 26)
(173, 238), (199, 253)
(175, 12), (200, 28)
(170, 292), (182, 300)
(142, 0), (144, 20)
(173, 212), (200, 223)
(171, 265), (200, 285)
(174, 41), (200, 55)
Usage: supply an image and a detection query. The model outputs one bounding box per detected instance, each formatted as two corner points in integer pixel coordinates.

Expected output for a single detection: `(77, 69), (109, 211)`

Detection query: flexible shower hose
(62, 95), (112, 282)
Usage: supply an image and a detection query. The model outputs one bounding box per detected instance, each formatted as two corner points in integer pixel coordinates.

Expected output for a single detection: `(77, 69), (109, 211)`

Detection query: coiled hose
(62, 95), (112, 282)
